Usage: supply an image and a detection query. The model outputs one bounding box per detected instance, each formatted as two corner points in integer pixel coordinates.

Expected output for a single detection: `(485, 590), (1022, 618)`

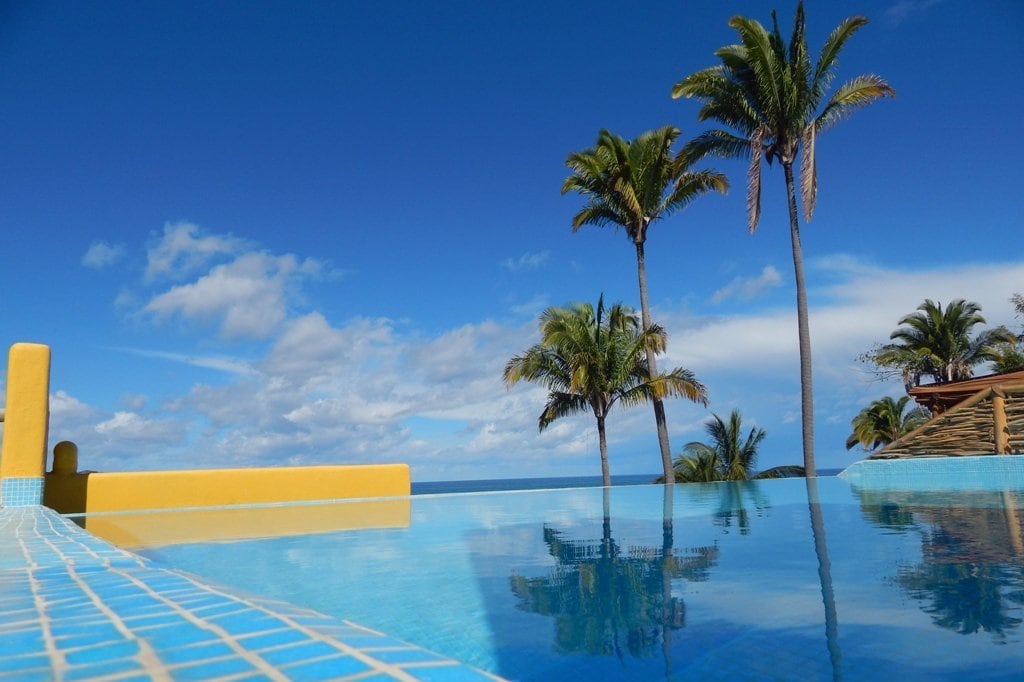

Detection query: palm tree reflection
(858, 488), (1024, 641)
(509, 487), (718, 663)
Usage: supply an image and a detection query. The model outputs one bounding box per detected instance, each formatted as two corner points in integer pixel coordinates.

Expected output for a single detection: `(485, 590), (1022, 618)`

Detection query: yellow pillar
(0, 343), (51, 506)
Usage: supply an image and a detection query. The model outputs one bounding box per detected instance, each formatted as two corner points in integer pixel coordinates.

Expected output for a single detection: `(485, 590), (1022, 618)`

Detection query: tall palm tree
(870, 299), (1015, 388)
(671, 2), (895, 476)
(658, 409), (802, 482)
(562, 126), (728, 482)
(504, 297), (707, 487)
(845, 395), (929, 452)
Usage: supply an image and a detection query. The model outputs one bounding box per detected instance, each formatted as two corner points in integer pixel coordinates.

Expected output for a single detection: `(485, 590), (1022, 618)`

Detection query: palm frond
(799, 122), (817, 221)
(812, 15), (869, 99)
(682, 129), (750, 162)
(746, 126), (765, 232)
(816, 75), (895, 131)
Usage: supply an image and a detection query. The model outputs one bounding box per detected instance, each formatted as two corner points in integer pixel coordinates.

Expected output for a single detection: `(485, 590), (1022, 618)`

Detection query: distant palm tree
(562, 126), (727, 482)
(845, 395), (930, 452)
(672, 2), (895, 476)
(504, 297), (707, 487)
(657, 409), (802, 482)
(868, 299), (1015, 389)
(991, 293), (1024, 373)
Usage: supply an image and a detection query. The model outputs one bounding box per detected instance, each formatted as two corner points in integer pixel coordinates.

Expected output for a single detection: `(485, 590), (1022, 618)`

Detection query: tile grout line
(61, 561), (174, 681)
(102, 565), (291, 681)
(16, 521), (66, 679)
(167, 570), (447, 682)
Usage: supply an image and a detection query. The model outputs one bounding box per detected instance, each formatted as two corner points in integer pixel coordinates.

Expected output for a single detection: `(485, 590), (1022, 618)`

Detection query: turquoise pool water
(134, 474), (1024, 681)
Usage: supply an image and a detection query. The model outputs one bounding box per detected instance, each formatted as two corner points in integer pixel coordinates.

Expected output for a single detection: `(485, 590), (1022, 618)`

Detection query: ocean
(411, 469), (843, 495)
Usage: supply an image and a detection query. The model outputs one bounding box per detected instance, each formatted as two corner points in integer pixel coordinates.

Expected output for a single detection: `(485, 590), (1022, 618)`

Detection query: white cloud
(116, 348), (255, 375)
(50, 390), (95, 422)
(94, 411), (184, 444)
(67, 246), (1024, 479)
(143, 252), (319, 340)
(82, 241), (126, 269)
(144, 222), (247, 282)
(501, 251), (549, 272)
(510, 294), (549, 317)
(884, 0), (944, 28)
(711, 265), (782, 304)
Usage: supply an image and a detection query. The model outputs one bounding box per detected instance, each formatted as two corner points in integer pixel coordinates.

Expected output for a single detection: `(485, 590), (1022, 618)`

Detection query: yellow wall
(0, 343), (51, 478)
(44, 463), (410, 514)
(81, 497), (411, 549)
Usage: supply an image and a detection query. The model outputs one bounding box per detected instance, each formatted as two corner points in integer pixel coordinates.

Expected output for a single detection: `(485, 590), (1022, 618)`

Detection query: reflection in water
(806, 477), (842, 682)
(857, 487), (1024, 641)
(509, 487), (718, 666)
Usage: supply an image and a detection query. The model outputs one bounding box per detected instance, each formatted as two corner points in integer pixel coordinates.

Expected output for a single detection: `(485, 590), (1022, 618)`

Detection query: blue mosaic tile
(0, 671), (51, 682)
(55, 626), (125, 649)
(238, 627), (308, 650)
(170, 655), (259, 680)
(406, 665), (502, 681)
(63, 657), (144, 680)
(209, 612), (288, 635)
(63, 639), (140, 665)
(0, 628), (44, 651)
(373, 647), (448, 664)
(0, 477), (43, 506)
(0, 506), (505, 681)
(280, 654), (371, 680)
(159, 640), (236, 665)
(258, 640), (341, 666)
(136, 622), (218, 648)
(841, 453), (1024, 489)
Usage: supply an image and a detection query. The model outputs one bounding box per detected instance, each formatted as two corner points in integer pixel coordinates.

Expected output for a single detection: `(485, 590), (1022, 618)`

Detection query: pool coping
(0, 505), (504, 681)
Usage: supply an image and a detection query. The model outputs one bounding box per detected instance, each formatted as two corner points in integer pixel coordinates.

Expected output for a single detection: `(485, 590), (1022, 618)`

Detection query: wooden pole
(993, 393), (1009, 454)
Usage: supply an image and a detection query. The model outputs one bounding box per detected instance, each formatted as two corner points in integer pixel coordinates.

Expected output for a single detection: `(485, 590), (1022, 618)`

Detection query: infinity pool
(123, 474), (1024, 681)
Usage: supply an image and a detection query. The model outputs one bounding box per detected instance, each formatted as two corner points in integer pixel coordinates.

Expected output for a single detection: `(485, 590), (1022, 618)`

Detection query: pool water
(133, 477), (1024, 681)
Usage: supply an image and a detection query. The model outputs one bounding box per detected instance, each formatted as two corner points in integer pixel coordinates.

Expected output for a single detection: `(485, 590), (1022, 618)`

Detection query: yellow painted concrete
(82, 497), (411, 549)
(44, 463), (410, 514)
(0, 343), (51, 478)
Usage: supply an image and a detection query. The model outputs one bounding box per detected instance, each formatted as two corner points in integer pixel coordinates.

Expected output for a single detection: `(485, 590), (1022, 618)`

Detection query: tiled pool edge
(0, 505), (504, 681)
(839, 453), (1024, 488)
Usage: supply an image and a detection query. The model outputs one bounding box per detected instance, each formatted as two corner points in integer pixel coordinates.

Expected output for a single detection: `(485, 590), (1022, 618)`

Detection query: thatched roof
(871, 381), (1024, 459)
(909, 369), (1024, 414)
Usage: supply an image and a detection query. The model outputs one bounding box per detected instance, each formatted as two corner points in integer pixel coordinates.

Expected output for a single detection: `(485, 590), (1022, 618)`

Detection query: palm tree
(867, 299), (1015, 389)
(504, 297), (707, 487)
(991, 293), (1024, 373)
(657, 409), (802, 482)
(671, 2), (895, 476)
(562, 127), (728, 482)
(845, 395), (929, 451)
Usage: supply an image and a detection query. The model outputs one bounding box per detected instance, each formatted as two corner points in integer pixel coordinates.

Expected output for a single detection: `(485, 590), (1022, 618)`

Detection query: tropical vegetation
(861, 299), (1016, 390)
(503, 297), (707, 487)
(671, 1), (895, 476)
(562, 126), (727, 483)
(845, 395), (929, 452)
(655, 409), (803, 483)
(990, 293), (1024, 373)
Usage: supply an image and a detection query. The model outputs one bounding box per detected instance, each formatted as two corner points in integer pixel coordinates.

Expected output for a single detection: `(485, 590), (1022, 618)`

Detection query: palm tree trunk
(634, 239), (674, 480)
(782, 163), (816, 476)
(597, 413), (611, 487)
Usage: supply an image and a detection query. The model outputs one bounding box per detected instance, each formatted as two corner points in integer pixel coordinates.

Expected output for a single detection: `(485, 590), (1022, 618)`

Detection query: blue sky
(2, 1), (1022, 481)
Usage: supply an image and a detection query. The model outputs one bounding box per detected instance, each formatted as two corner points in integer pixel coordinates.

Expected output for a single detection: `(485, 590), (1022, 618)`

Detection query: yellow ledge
(44, 463), (411, 514)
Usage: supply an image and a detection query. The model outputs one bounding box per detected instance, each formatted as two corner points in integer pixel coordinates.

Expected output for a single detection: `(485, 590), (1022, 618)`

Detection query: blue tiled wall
(840, 455), (1024, 490)
(1, 476), (43, 506)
